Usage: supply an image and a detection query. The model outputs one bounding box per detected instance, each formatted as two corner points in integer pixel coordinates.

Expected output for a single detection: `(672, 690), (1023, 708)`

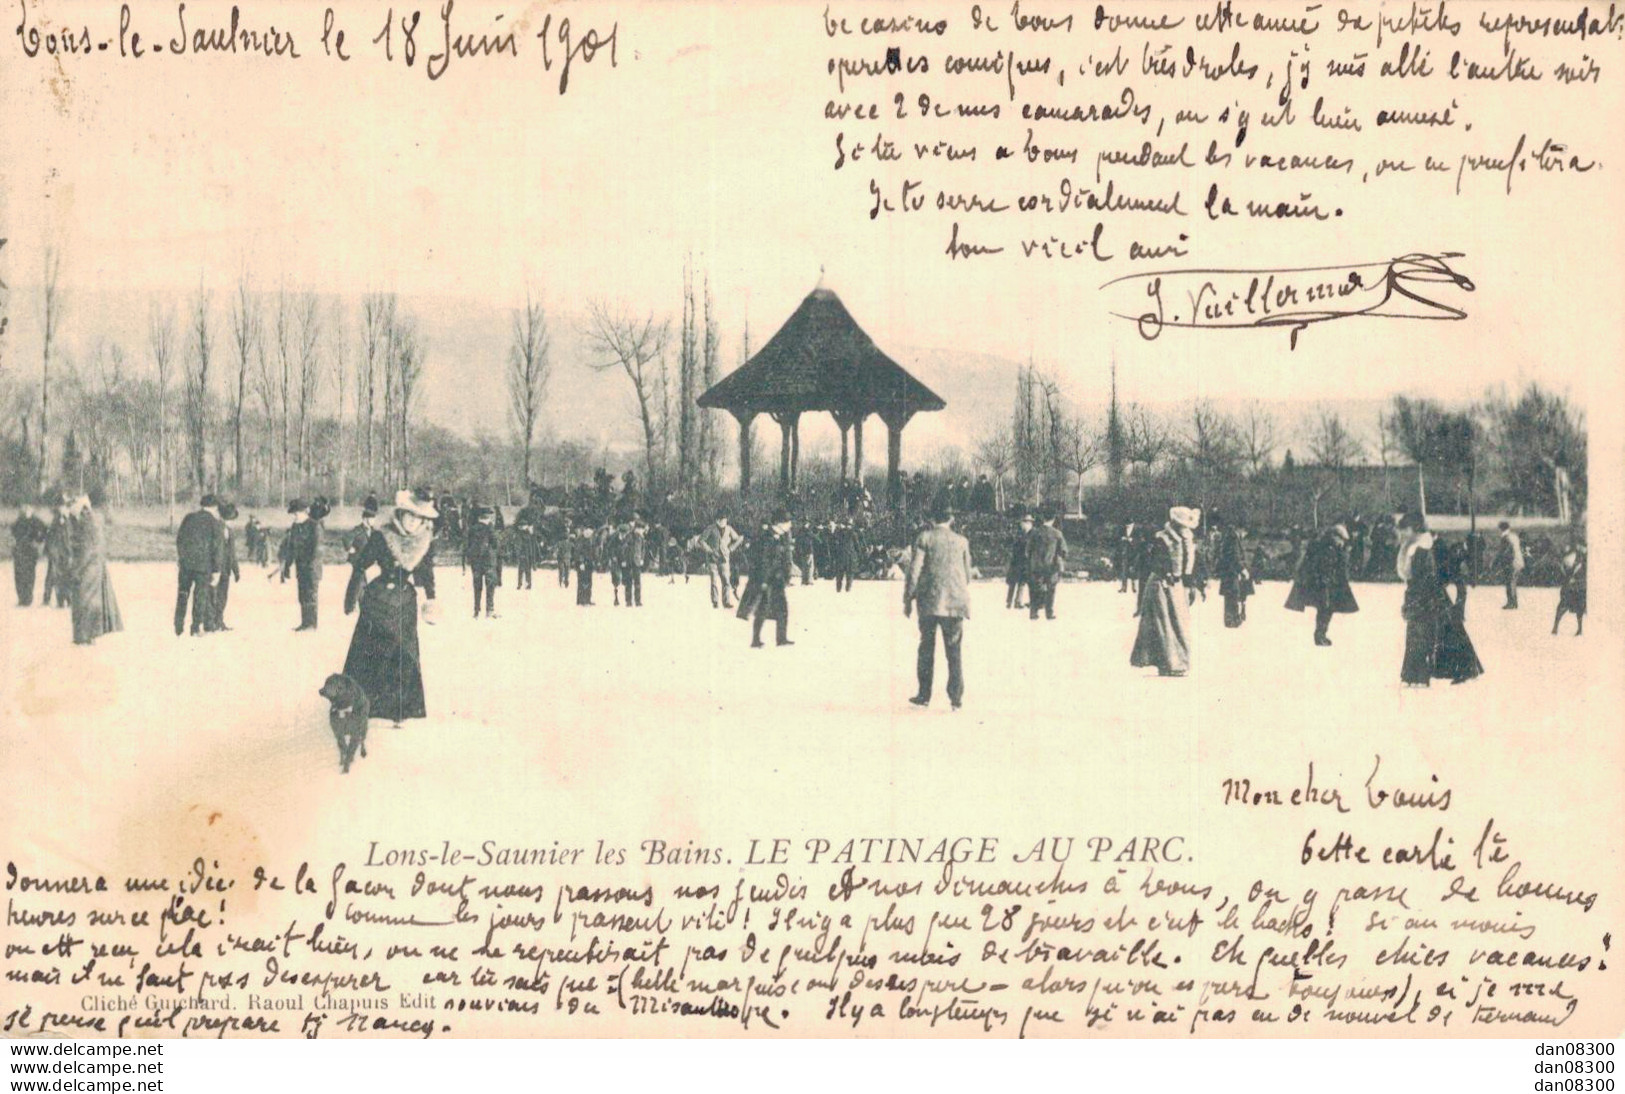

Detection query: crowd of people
(6, 475), (1590, 735)
(9, 492), (123, 646)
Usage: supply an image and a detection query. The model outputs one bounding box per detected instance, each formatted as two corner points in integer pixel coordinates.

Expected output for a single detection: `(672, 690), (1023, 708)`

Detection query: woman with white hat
(342, 488), (439, 725)
(1131, 506), (1198, 677)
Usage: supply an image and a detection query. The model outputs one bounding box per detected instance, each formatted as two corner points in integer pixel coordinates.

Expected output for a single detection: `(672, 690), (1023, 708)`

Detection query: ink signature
(1100, 252), (1474, 350)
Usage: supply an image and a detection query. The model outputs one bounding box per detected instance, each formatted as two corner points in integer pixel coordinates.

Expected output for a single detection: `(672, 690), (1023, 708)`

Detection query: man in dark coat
(738, 510), (794, 648)
(209, 502), (243, 631)
(175, 494), (223, 637)
(1215, 521), (1255, 628)
(339, 492), (377, 614)
(597, 521), (623, 605)
(244, 515), (267, 566)
(1115, 522), (1136, 594)
(1025, 511), (1068, 621)
(280, 498), (326, 631)
(575, 527), (597, 605)
(1494, 521), (1524, 609)
(465, 505), (501, 618)
(11, 504), (48, 606)
(905, 497), (972, 710)
(513, 495), (541, 590)
(349, 496), (380, 566)
(1006, 513), (1032, 609)
(1285, 523), (1359, 646)
(620, 517), (646, 607)
(557, 522), (574, 587)
(830, 519), (860, 593)
(41, 500), (74, 609)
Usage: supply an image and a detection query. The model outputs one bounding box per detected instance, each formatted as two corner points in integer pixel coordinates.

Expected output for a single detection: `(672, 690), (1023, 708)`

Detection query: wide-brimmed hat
(199, 492), (219, 509)
(287, 498), (308, 514)
(361, 494), (380, 518)
(219, 502), (239, 521)
(309, 497), (332, 521)
(1169, 506), (1200, 530)
(393, 488), (438, 520)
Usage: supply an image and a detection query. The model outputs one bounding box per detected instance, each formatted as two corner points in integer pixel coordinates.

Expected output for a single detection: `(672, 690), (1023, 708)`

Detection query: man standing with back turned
(905, 496), (972, 711)
(1025, 509), (1068, 621)
(175, 493), (222, 637)
(1495, 520), (1524, 609)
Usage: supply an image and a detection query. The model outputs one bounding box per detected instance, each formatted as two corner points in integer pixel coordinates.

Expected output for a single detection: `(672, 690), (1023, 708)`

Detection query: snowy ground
(0, 562), (1609, 888)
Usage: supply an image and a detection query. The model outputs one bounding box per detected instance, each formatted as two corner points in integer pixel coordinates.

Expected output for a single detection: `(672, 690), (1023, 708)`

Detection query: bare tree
(736, 321), (755, 490)
(381, 303), (400, 485)
(328, 299), (350, 504)
(1485, 383), (1586, 522)
(581, 299), (671, 485)
(655, 348), (675, 483)
(1305, 406), (1365, 471)
(359, 293), (397, 486)
(973, 427), (1015, 512)
(251, 325), (277, 502)
(677, 256), (698, 490)
(102, 343), (153, 502)
(148, 302), (178, 526)
(295, 293), (322, 492)
(86, 342), (127, 503)
(1123, 403), (1172, 476)
(184, 287), (214, 493)
(1179, 400), (1245, 478)
(1059, 415), (1102, 512)
(227, 280), (259, 491)
(37, 247), (64, 494)
(1375, 409), (1403, 510)
(391, 316), (425, 488)
(1388, 395), (1445, 514)
(268, 288), (295, 504)
(1012, 363), (1065, 505)
(1239, 401), (1279, 477)
(506, 288), (552, 487)
(701, 271), (721, 490)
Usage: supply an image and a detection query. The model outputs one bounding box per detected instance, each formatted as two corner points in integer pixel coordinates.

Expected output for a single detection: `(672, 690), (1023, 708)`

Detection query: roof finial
(816, 264), (825, 289)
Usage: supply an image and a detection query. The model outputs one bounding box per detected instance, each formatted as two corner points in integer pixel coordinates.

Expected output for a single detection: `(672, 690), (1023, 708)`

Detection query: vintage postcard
(1, 0), (1619, 1040)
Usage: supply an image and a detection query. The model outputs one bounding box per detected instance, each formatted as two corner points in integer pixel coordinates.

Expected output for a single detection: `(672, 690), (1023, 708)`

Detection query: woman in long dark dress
(1131, 507), (1197, 677)
(736, 511), (794, 648)
(69, 495), (123, 646)
(1398, 515), (1484, 686)
(343, 490), (438, 725)
(1285, 523), (1359, 647)
(1553, 543), (1586, 636)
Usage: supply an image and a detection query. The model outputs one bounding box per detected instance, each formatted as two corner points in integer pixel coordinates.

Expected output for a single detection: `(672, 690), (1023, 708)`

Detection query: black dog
(318, 673), (370, 774)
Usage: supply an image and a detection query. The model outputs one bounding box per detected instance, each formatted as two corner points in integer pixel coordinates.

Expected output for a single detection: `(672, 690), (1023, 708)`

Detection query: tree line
(2, 245), (1586, 529)
(0, 245), (754, 516)
(965, 363), (1586, 528)
(3, 249), (451, 518)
